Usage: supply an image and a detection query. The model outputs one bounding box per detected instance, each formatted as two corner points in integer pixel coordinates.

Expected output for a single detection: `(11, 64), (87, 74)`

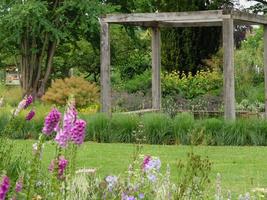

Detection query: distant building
(5, 65), (20, 86)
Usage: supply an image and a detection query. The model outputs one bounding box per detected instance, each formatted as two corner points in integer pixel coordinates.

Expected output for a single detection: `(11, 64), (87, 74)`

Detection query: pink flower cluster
(49, 156), (68, 180)
(53, 102), (86, 147)
(26, 110), (35, 121)
(42, 108), (61, 135)
(14, 95), (33, 116)
(0, 176), (10, 200)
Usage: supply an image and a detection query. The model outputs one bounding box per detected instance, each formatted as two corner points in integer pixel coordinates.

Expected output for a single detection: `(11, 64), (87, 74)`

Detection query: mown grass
(14, 140), (267, 197)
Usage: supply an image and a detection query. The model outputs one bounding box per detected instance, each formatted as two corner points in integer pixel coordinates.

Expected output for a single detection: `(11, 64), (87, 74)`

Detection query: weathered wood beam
(264, 25), (267, 118)
(159, 21), (222, 27)
(223, 18), (236, 120)
(101, 10), (223, 23)
(100, 21), (111, 114)
(151, 27), (161, 110)
(232, 10), (267, 25)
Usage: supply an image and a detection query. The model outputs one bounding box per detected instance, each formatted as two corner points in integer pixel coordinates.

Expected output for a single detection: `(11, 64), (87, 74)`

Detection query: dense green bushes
(2, 110), (267, 146)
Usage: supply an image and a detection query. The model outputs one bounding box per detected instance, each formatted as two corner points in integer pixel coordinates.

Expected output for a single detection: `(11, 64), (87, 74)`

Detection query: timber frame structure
(99, 9), (267, 120)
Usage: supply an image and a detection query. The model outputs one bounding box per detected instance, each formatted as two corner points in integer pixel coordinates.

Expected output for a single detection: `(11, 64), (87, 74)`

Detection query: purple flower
(14, 99), (26, 116)
(70, 119), (86, 145)
(105, 175), (118, 192)
(58, 156), (68, 179)
(142, 156), (151, 170)
(142, 156), (161, 172)
(49, 156), (68, 180)
(0, 176), (10, 200)
(42, 108), (61, 135)
(147, 174), (157, 182)
(15, 178), (23, 193)
(26, 109), (35, 121)
(122, 193), (134, 200)
(55, 129), (69, 148)
(24, 95), (33, 109)
(139, 193), (145, 199)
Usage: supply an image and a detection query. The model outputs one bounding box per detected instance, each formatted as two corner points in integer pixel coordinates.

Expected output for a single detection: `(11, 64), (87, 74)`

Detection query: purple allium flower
(26, 109), (35, 121)
(15, 178), (23, 193)
(70, 119), (86, 145)
(0, 176), (10, 200)
(49, 156), (68, 180)
(24, 95), (33, 109)
(42, 108), (61, 135)
(105, 175), (118, 192)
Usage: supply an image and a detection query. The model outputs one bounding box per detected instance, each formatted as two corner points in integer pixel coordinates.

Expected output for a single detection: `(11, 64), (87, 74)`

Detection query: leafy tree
(248, 0), (267, 13)
(0, 0), (111, 98)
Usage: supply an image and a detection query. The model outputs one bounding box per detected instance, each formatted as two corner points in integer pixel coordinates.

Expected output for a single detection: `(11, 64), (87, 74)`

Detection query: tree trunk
(20, 36), (57, 99)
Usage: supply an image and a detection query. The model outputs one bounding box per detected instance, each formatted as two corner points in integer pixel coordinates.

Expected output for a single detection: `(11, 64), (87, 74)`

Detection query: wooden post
(151, 26), (161, 110)
(100, 21), (111, 113)
(223, 18), (235, 120)
(264, 25), (267, 118)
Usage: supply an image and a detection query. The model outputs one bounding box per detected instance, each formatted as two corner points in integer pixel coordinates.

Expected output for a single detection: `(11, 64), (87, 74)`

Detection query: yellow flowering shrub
(162, 70), (222, 99)
(42, 77), (99, 108)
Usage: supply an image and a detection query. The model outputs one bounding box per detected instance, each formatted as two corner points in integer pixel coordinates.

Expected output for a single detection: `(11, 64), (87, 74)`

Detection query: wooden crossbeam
(101, 10), (267, 26)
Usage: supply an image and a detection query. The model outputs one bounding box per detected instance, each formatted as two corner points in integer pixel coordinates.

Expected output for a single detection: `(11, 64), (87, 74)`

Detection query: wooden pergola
(99, 9), (267, 120)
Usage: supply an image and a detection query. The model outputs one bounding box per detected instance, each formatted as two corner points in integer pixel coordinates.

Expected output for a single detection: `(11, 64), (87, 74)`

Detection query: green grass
(14, 140), (267, 197)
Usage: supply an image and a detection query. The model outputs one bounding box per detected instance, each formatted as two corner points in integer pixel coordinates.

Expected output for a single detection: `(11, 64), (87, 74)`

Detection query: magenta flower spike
(0, 176), (10, 200)
(23, 95), (33, 109)
(70, 119), (86, 145)
(26, 109), (35, 121)
(42, 108), (61, 135)
(15, 178), (23, 193)
(49, 156), (68, 180)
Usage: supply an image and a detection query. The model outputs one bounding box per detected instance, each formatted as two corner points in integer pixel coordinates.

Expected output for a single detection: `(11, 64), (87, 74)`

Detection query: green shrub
(122, 70), (152, 94)
(142, 113), (172, 144)
(173, 112), (195, 145)
(162, 70), (222, 99)
(42, 77), (99, 108)
(110, 114), (139, 143)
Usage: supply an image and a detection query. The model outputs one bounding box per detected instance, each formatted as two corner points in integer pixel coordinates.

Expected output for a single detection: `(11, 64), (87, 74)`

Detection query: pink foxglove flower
(54, 106), (76, 147)
(55, 129), (69, 148)
(26, 109), (35, 121)
(42, 108), (61, 135)
(70, 119), (86, 145)
(49, 156), (68, 180)
(15, 178), (23, 193)
(14, 99), (26, 116)
(0, 175), (10, 200)
(23, 95), (33, 109)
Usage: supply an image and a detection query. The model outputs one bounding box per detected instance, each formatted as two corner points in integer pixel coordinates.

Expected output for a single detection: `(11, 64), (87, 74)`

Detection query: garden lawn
(15, 140), (267, 196)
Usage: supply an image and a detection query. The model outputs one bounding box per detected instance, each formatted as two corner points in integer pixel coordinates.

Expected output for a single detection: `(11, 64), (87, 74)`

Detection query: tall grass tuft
(85, 113), (111, 143)
(110, 114), (139, 143)
(142, 113), (172, 144)
(173, 112), (195, 145)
